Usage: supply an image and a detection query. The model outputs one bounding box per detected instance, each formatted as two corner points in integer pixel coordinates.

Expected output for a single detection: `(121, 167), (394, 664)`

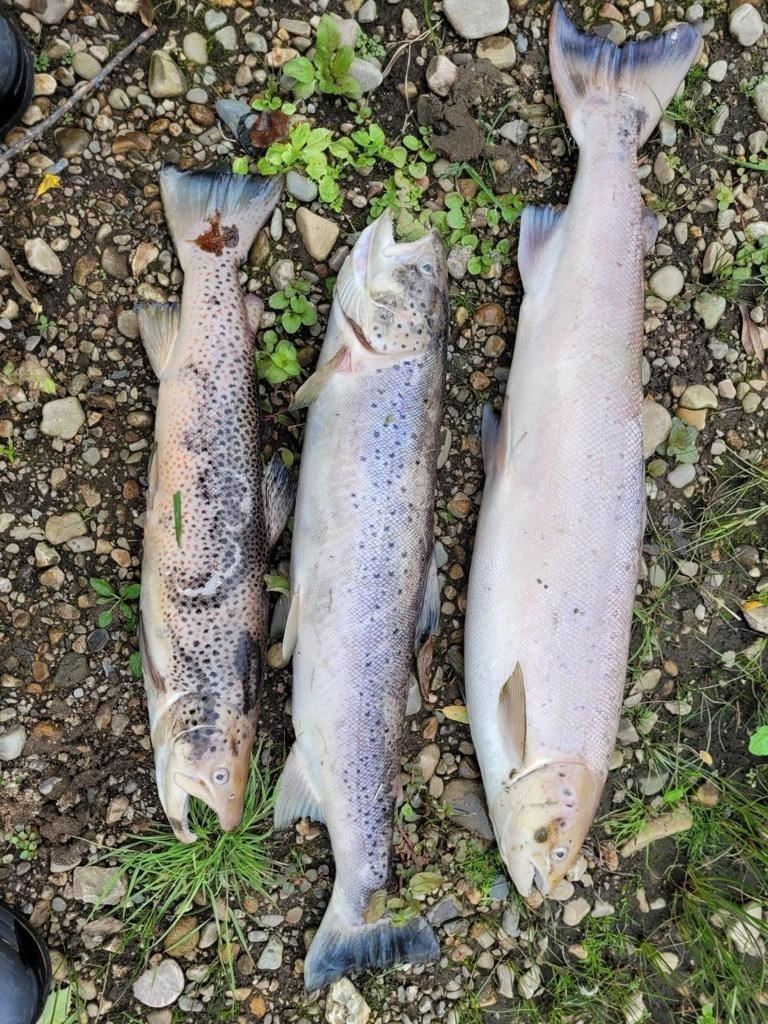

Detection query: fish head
(493, 762), (603, 897)
(336, 208), (448, 356)
(154, 698), (255, 843)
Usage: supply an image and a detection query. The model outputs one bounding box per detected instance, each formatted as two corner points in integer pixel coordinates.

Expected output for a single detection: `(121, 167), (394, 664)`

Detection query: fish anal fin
(518, 204), (564, 290)
(136, 302), (181, 379)
(262, 453), (296, 549)
(274, 745), (325, 828)
(481, 402), (515, 481)
(289, 345), (351, 411)
(499, 662), (527, 767)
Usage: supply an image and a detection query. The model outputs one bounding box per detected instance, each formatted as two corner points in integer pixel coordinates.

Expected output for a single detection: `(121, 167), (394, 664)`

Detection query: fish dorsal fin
(642, 208), (659, 255)
(517, 205), (564, 291)
(499, 662), (527, 768)
(262, 453), (296, 549)
(282, 586), (300, 661)
(137, 302), (181, 379)
(289, 344), (351, 411)
(274, 744), (325, 828)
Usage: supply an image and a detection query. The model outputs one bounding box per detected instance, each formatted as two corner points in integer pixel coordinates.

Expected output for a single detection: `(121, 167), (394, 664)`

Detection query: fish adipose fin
(136, 301), (180, 379)
(549, 1), (701, 149)
(499, 662), (527, 768)
(159, 165), (282, 270)
(274, 745), (325, 827)
(518, 205), (564, 291)
(262, 453), (297, 549)
(304, 891), (439, 992)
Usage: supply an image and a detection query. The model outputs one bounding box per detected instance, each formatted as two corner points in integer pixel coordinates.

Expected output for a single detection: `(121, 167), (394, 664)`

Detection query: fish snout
(215, 793), (245, 834)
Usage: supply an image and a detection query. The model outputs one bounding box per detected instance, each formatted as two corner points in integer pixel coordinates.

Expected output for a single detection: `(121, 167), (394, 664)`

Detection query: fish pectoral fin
(138, 613), (166, 693)
(498, 662), (527, 767)
(281, 586), (300, 662)
(643, 208), (659, 254)
(136, 301), (181, 379)
(289, 345), (351, 411)
(415, 547), (440, 650)
(262, 453), (297, 549)
(517, 204), (564, 291)
(481, 402), (515, 480)
(274, 745), (325, 828)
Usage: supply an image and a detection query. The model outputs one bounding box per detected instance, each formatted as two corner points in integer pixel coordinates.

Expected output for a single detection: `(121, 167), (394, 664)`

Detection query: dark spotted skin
(141, 242), (266, 757)
(290, 257), (448, 928)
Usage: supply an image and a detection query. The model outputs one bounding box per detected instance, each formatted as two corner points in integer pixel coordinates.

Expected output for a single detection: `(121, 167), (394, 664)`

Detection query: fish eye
(552, 846), (568, 862)
(212, 767), (230, 786)
(419, 259), (434, 276)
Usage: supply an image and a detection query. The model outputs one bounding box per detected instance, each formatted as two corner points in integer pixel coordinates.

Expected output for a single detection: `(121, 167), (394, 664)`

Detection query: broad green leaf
(409, 871), (442, 898)
(283, 56), (314, 84)
(269, 292), (290, 310)
(403, 134), (421, 150)
(282, 311), (302, 334)
(90, 578), (113, 597)
(316, 14), (340, 55)
(264, 573), (290, 595)
(98, 609), (113, 628)
(749, 726), (768, 756)
(231, 156), (249, 175)
(120, 583), (141, 600)
(38, 988), (72, 1024)
(442, 704), (469, 724)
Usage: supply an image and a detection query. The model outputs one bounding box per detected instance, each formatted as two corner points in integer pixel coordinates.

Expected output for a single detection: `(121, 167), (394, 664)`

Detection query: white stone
(24, 237), (62, 276)
(642, 397), (672, 458)
(476, 35), (516, 70)
(41, 397), (85, 440)
(517, 964), (541, 1000)
(214, 26), (236, 51)
(148, 51), (186, 99)
(0, 725), (26, 761)
(426, 54), (458, 97)
(256, 934), (283, 970)
(183, 32), (208, 65)
(348, 57), (383, 93)
(707, 60), (727, 83)
(296, 208), (339, 261)
(649, 265), (684, 301)
(326, 978), (371, 1024)
(667, 463), (696, 489)
(693, 292), (726, 330)
(132, 959), (185, 1008)
(285, 170), (318, 203)
(443, 0), (509, 39)
(679, 384), (718, 410)
(755, 80), (768, 124)
(562, 897), (591, 927)
(729, 4), (764, 47)
(73, 866), (126, 906)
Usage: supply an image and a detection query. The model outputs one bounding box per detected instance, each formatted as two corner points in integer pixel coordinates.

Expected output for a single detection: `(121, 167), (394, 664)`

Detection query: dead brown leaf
(248, 109), (290, 150)
(739, 303), (766, 365)
(0, 244), (37, 306)
(416, 633), (434, 702)
(138, 0), (155, 27)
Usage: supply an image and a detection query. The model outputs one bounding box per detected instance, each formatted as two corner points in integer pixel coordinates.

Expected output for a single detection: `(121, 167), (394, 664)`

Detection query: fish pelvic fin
(136, 301), (180, 379)
(481, 401), (515, 481)
(159, 165), (282, 269)
(274, 744), (325, 829)
(262, 453), (297, 549)
(499, 662), (527, 768)
(303, 888), (439, 992)
(549, 1), (701, 150)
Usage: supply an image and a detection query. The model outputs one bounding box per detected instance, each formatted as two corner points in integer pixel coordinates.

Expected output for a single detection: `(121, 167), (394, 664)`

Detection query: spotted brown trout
(275, 210), (448, 990)
(137, 167), (292, 843)
(464, 5), (700, 897)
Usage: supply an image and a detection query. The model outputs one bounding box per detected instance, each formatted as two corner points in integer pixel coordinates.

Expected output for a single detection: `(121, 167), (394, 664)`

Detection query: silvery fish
(275, 210), (448, 990)
(464, 4), (700, 897)
(137, 167), (293, 843)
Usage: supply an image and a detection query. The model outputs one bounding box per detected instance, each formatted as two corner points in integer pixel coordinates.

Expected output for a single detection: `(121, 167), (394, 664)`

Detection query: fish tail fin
(304, 889), (439, 992)
(549, 1), (701, 149)
(159, 165), (282, 269)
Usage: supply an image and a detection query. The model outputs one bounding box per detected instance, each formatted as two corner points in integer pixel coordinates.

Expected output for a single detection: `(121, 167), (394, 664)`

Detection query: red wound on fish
(192, 211), (240, 255)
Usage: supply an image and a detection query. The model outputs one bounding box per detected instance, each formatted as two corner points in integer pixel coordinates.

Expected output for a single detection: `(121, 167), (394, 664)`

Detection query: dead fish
(137, 166), (293, 843)
(275, 210), (448, 990)
(464, 4), (701, 897)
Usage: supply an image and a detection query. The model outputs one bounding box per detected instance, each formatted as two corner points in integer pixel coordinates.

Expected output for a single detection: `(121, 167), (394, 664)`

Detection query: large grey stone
(443, 0), (509, 39)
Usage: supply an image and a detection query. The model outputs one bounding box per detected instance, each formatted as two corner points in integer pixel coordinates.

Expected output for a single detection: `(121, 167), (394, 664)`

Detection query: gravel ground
(1, 1), (768, 1023)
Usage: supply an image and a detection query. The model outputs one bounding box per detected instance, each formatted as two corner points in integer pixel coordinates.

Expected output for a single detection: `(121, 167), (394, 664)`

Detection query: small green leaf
(316, 14), (340, 55)
(282, 311), (302, 334)
(120, 583), (141, 600)
(662, 786), (686, 805)
(90, 578), (114, 597)
(403, 134), (421, 151)
(409, 871), (442, 898)
(98, 609), (113, 628)
(283, 56), (315, 83)
(264, 573), (290, 595)
(749, 726), (768, 756)
(38, 988), (72, 1024)
(231, 156), (249, 175)
(173, 491), (183, 548)
(269, 292), (290, 310)
(129, 650), (142, 679)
